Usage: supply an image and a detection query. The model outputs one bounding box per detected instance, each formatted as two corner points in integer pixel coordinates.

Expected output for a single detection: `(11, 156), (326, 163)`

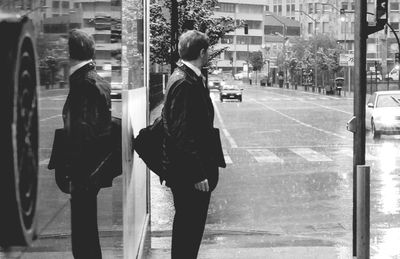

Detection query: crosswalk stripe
(223, 149), (233, 164)
(289, 148), (332, 162)
(247, 149), (283, 163)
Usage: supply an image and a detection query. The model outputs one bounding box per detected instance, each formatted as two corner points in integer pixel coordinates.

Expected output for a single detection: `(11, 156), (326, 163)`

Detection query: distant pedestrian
(162, 30), (225, 258)
(278, 72), (284, 88)
(64, 29), (112, 259)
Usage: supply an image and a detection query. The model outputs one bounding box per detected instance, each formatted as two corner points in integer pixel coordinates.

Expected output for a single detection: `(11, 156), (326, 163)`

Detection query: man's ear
(200, 48), (206, 58)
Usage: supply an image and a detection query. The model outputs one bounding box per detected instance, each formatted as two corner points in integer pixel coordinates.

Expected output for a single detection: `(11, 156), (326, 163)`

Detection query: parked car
(366, 71), (382, 81)
(111, 82), (122, 100)
(208, 75), (225, 91)
(366, 90), (400, 139)
(234, 71), (252, 80)
(385, 67), (399, 81)
(219, 85), (243, 102)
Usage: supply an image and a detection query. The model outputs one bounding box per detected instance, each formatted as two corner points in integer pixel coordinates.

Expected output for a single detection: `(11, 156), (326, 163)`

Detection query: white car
(234, 72), (252, 80)
(366, 91), (400, 139)
(385, 67), (399, 81)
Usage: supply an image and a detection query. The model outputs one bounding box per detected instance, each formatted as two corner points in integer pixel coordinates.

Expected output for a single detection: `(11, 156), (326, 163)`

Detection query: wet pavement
(145, 84), (400, 258)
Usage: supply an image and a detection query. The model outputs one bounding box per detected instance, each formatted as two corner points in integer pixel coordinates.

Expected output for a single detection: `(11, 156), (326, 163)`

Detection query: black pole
(353, 0), (367, 256)
(170, 0), (179, 73)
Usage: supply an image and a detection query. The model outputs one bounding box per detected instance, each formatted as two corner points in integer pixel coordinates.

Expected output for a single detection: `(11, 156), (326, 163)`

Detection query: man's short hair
(178, 30), (209, 61)
(68, 29), (95, 61)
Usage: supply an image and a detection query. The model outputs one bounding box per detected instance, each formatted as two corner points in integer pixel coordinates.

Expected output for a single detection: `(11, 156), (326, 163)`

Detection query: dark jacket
(63, 61), (112, 184)
(162, 63), (219, 190)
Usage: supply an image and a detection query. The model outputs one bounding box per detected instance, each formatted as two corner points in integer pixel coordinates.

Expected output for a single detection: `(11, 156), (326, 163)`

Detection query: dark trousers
(171, 187), (211, 259)
(70, 186), (102, 259)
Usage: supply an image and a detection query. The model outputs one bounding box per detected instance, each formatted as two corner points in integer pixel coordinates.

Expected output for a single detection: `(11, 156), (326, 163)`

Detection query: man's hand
(194, 179), (209, 192)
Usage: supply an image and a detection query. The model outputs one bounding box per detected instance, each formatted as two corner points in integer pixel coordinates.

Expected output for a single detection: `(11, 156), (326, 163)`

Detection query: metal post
(357, 165), (370, 259)
(353, 0), (367, 256)
(314, 24), (317, 91)
(170, 0), (179, 73)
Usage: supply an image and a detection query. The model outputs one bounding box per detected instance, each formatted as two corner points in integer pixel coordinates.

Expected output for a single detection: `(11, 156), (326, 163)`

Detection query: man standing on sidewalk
(162, 30), (224, 258)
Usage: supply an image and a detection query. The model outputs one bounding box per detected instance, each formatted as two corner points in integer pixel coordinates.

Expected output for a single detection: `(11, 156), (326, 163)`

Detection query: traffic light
(376, 0), (388, 22)
(395, 53), (400, 64)
(244, 23), (248, 35)
(340, 8), (345, 15)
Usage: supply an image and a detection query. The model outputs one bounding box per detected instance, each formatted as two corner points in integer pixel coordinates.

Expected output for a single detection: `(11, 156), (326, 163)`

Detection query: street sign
(340, 53), (355, 67)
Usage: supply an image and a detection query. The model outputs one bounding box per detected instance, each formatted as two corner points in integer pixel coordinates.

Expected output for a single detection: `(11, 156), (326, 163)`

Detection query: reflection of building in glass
(39, 0), (121, 83)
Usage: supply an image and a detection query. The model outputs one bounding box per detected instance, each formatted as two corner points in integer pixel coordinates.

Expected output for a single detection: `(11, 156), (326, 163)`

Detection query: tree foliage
(287, 35), (342, 76)
(250, 51), (264, 72)
(150, 0), (237, 65)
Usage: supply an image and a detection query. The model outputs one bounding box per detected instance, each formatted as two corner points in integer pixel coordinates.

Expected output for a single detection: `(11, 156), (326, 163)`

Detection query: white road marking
(247, 149), (283, 163)
(40, 114), (62, 122)
(289, 148), (332, 162)
(264, 91), (352, 115)
(223, 149), (233, 164)
(251, 99), (350, 140)
(38, 95), (67, 101)
(213, 100), (238, 148)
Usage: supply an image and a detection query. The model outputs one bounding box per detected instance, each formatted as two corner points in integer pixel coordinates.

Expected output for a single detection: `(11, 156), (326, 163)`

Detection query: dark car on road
(219, 85), (243, 102)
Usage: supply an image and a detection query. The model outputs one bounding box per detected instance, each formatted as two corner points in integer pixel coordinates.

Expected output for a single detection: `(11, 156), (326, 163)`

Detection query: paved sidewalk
(143, 99), (354, 259)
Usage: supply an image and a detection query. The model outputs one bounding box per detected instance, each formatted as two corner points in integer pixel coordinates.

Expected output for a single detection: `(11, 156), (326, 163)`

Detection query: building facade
(215, 0), (400, 77)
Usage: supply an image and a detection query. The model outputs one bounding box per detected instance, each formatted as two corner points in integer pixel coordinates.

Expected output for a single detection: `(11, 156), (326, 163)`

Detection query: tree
(288, 35), (342, 86)
(150, 0), (237, 66)
(249, 51), (264, 84)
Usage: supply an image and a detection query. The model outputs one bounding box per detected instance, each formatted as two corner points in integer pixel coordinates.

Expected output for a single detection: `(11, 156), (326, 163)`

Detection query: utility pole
(353, 0), (367, 255)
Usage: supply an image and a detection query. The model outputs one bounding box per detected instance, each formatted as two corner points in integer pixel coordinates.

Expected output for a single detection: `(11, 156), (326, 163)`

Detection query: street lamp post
(265, 14), (287, 86)
(295, 10), (318, 90)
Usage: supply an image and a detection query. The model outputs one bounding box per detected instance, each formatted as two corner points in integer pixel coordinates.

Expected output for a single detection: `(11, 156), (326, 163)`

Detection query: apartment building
(215, 0), (400, 76)
(214, 0), (301, 75)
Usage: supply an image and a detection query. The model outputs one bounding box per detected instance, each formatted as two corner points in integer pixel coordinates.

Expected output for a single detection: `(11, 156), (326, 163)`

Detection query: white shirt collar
(69, 59), (93, 76)
(181, 60), (202, 77)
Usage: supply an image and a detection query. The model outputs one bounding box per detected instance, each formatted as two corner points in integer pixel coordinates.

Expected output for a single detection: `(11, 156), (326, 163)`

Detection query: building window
(74, 3), (80, 9)
(265, 25), (285, 35)
(391, 22), (399, 30)
(236, 36), (262, 45)
(308, 22), (313, 34)
(286, 4), (290, 12)
(299, 4), (303, 11)
(342, 2), (348, 10)
(273, 5), (278, 13)
(237, 4), (264, 14)
(219, 3), (235, 12)
(367, 43), (377, 53)
(341, 21), (347, 33)
(315, 3), (320, 13)
(221, 35), (234, 44)
(52, 1), (60, 8)
(62, 1), (69, 9)
(351, 22), (354, 33)
(291, 4), (295, 12)
(224, 51), (234, 61)
(237, 20), (262, 30)
(322, 4), (330, 13)
(322, 22), (329, 33)
(278, 5), (282, 14)
(308, 3), (313, 13)
(236, 51), (250, 60)
(266, 5), (269, 11)
(351, 2), (355, 10)
(286, 26), (300, 36)
(390, 2), (400, 11)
